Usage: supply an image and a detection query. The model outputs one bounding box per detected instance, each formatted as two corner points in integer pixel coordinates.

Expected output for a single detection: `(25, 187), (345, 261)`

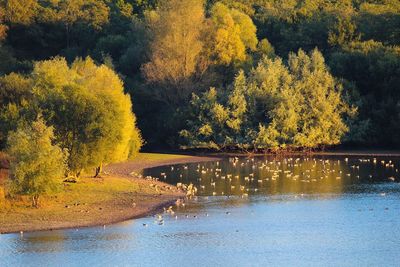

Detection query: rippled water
(2, 155), (400, 267)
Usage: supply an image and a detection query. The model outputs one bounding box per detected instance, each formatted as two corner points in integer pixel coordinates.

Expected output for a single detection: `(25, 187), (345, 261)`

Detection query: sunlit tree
(7, 118), (67, 208)
(1, 0), (38, 25)
(209, 2), (257, 65)
(142, 0), (208, 104)
(31, 57), (142, 176)
(0, 73), (34, 148)
(182, 49), (354, 150)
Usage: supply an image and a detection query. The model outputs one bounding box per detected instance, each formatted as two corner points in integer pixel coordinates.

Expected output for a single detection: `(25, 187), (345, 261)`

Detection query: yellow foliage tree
(142, 0), (208, 104)
(32, 57), (142, 176)
(209, 2), (258, 65)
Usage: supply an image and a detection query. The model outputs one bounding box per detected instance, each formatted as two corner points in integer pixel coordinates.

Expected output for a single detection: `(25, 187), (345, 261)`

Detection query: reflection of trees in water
(14, 231), (67, 254)
(14, 228), (137, 255)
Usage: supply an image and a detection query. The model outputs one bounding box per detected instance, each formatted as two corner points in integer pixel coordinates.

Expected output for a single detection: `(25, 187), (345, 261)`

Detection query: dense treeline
(1, 0), (399, 152)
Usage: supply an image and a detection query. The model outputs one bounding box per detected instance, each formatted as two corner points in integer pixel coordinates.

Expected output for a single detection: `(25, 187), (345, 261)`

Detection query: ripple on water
(2, 155), (400, 266)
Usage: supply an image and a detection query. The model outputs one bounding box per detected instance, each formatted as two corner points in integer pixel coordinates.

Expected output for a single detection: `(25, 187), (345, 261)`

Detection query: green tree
(259, 49), (355, 149)
(329, 40), (400, 145)
(181, 49), (354, 151)
(71, 57), (143, 176)
(51, 0), (110, 47)
(7, 118), (67, 208)
(0, 73), (34, 148)
(180, 71), (250, 150)
(32, 57), (142, 176)
(328, 16), (360, 47)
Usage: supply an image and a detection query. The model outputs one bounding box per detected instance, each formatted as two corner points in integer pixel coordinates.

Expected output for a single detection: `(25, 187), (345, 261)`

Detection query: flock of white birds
(158, 157), (399, 196)
(145, 156), (399, 227)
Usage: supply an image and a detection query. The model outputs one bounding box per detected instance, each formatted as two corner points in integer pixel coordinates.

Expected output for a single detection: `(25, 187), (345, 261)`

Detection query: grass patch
(0, 173), (181, 233)
(0, 152), (192, 233)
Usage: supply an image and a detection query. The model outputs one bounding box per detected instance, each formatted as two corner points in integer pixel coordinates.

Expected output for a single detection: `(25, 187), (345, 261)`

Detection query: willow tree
(180, 71), (250, 150)
(71, 57), (142, 176)
(181, 49), (355, 151)
(142, 0), (208, 104)
(251, 49), (354, 149)
(7, 118), (67, 207)
(32, 57), (142, 176)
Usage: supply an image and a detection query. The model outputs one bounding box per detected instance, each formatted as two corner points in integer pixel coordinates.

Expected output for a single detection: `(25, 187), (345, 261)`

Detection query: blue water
(1, 156), (400, 266)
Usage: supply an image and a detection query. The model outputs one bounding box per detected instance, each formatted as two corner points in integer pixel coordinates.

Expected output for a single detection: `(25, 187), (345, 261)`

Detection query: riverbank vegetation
(0, 0), (399, 207)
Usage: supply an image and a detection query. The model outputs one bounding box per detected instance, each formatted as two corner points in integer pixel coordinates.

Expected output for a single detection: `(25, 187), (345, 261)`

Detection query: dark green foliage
(329, 41), (400, 145)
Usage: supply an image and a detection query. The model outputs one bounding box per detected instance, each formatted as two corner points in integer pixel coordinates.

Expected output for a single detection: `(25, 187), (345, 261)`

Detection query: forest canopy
(1, 0), (400, 151)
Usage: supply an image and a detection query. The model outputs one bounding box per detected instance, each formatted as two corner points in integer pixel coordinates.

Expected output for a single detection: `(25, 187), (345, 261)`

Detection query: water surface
(2, 155), (400, 266)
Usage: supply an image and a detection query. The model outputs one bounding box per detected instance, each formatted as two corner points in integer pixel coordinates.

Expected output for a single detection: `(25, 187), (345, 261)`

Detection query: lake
(2, 155), (400, 266)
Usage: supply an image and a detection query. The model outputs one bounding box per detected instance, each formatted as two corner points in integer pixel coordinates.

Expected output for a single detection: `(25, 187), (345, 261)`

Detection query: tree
(0, 73), (34, 148)
(142, 0), (208, 104)
(254, 38), (275, 61)
(6, 118), (67, 208)
(329, 40), (400, 145)
(181, 49), (355, 151)
(0, 5), (7, 41)
(53, 0), (110, 47)
(70, 57), (143, 176)
(328, 16), (360, 47)
(258, 49), (355, 149)
(32, 57), (142, 176)
(209, 2), (257, 66)
(180, 71), (251, 150)
(1, 0), (38, 25)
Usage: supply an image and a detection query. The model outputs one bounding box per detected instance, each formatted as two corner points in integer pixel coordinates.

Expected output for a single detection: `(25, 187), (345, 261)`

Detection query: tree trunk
(76, 169), (83, 178)
(32, 195), (39, 208)
(94, 162), (103, 178)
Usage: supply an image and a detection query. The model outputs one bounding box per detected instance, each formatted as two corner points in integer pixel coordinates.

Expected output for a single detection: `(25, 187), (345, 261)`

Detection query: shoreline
(1, 150), (399, 234)
(184, 150), (400, 158)
(0, 153), (219, 235)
